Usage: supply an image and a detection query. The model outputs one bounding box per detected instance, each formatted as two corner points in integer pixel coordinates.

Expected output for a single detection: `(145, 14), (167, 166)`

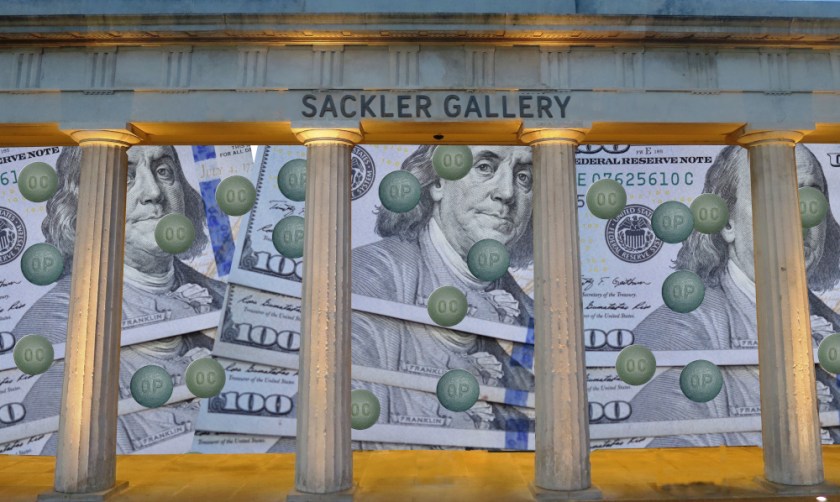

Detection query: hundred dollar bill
(229, 144), (540, 344)
(0, 145), (253, 371)
(195, 358), (539, 449)
(212, 281), (840, 432)
(212, 283), (536, 408)
(2, 399), (202, 455)
(196, 358), (840, 450)
(228, 144), (840, 367)
(0, 330), (213, 444)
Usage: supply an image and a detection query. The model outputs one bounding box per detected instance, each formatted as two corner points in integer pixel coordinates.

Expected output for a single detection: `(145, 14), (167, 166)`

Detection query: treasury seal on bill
(351, 146), (376, 200)
(0, 207), (26, 266)
(605, 204), (662, 264)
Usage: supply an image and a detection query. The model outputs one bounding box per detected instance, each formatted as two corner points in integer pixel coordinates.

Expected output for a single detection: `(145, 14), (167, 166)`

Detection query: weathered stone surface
(293, 129), (362, 494)
(52, 131), (140, 495)
(738, 131), (824, 486)
(522, 129), (593, 492)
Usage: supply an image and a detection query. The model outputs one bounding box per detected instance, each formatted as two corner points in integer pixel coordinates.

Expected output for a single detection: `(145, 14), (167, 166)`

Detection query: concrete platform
(1, 447), (839, 501)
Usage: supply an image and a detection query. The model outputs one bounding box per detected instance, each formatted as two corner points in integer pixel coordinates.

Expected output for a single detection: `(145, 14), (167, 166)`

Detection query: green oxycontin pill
(185, 357), (226, 398)
(350, 389), (380, 430)
(436, 369), (480, 412)
(130, 365), (174, 408)
(680, 360), (723, 403)
(467, 239), (510, 282)
(691, 194), (729, 234)
(586, 179), (626, 220)
(799, 186), (829, 229)
(818, 333), (840, 374)
(215, 176), (256, 216)
(662, 270), (705, 314)
(651, 201), (694, 244)
(615, 345), (656, 386)
(427, 286), (468, 327)
(18, 162), (58, 203)
(20, 243), (64, 286)
(432, 146), (473, 181)
(378, 171), (421, 213)
(277, 159), (307, 202)
(155, 213), (195, 255)
(13, 334), (54, 376)
(272, 216), (304, 259)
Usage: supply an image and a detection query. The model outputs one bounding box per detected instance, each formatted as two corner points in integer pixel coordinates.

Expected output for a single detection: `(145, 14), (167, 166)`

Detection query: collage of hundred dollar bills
(0, 142), (839, 456)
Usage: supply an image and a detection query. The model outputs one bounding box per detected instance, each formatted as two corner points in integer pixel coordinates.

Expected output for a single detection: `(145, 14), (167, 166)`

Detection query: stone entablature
(0, 42), (838, 145)
(0, 6), (839, 145)
(1, 44), (838, 95)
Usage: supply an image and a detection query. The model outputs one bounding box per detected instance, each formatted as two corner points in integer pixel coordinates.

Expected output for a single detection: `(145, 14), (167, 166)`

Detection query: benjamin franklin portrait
(628, 144), (840, 446)
(350, 145), (535, 432)
(13, 145), (225, 345)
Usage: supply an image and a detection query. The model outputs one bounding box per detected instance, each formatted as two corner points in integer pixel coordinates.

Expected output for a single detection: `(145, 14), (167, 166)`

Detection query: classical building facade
(2, 1), (839, 499)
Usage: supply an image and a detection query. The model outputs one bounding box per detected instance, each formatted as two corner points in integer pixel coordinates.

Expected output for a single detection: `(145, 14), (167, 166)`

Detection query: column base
(529, 483), (601, 501)
(286, 485), (355, 502)
(37, 481), (128, 501)
(754, 476), (840, 496)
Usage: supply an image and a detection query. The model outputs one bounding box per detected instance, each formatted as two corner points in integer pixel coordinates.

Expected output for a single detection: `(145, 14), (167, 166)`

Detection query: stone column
(520, 129), (598, 498)
(737, 131), (824, 486)
(43, 130), (140, 500)
(290, 128), (361, 497)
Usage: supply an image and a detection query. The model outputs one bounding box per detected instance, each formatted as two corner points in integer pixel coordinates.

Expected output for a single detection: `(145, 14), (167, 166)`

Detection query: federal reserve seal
(351, 146), (375, 200)
(605, 204), (662, 263)
(0, 207), (26, 265)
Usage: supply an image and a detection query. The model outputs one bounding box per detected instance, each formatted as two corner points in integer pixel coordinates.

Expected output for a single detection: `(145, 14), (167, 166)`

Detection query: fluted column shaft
(738, 131), (823, 486)
(292, 128), (361, 494)
(521, 129), (591, 491)
(54, 131), (140, 494)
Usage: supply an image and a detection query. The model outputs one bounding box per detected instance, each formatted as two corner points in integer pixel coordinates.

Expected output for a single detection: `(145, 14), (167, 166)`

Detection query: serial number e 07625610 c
(577, 171), (695, 188)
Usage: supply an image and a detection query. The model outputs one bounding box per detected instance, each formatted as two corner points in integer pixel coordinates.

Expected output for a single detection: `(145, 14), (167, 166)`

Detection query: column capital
(735, 129), (806, 148)
(293, 127), (363, 146)
(519, 128), (588, 146)
(66, 129), (144, 147)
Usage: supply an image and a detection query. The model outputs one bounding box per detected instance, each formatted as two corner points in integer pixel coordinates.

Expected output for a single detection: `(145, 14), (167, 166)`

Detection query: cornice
(1, 14), (840, 47)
